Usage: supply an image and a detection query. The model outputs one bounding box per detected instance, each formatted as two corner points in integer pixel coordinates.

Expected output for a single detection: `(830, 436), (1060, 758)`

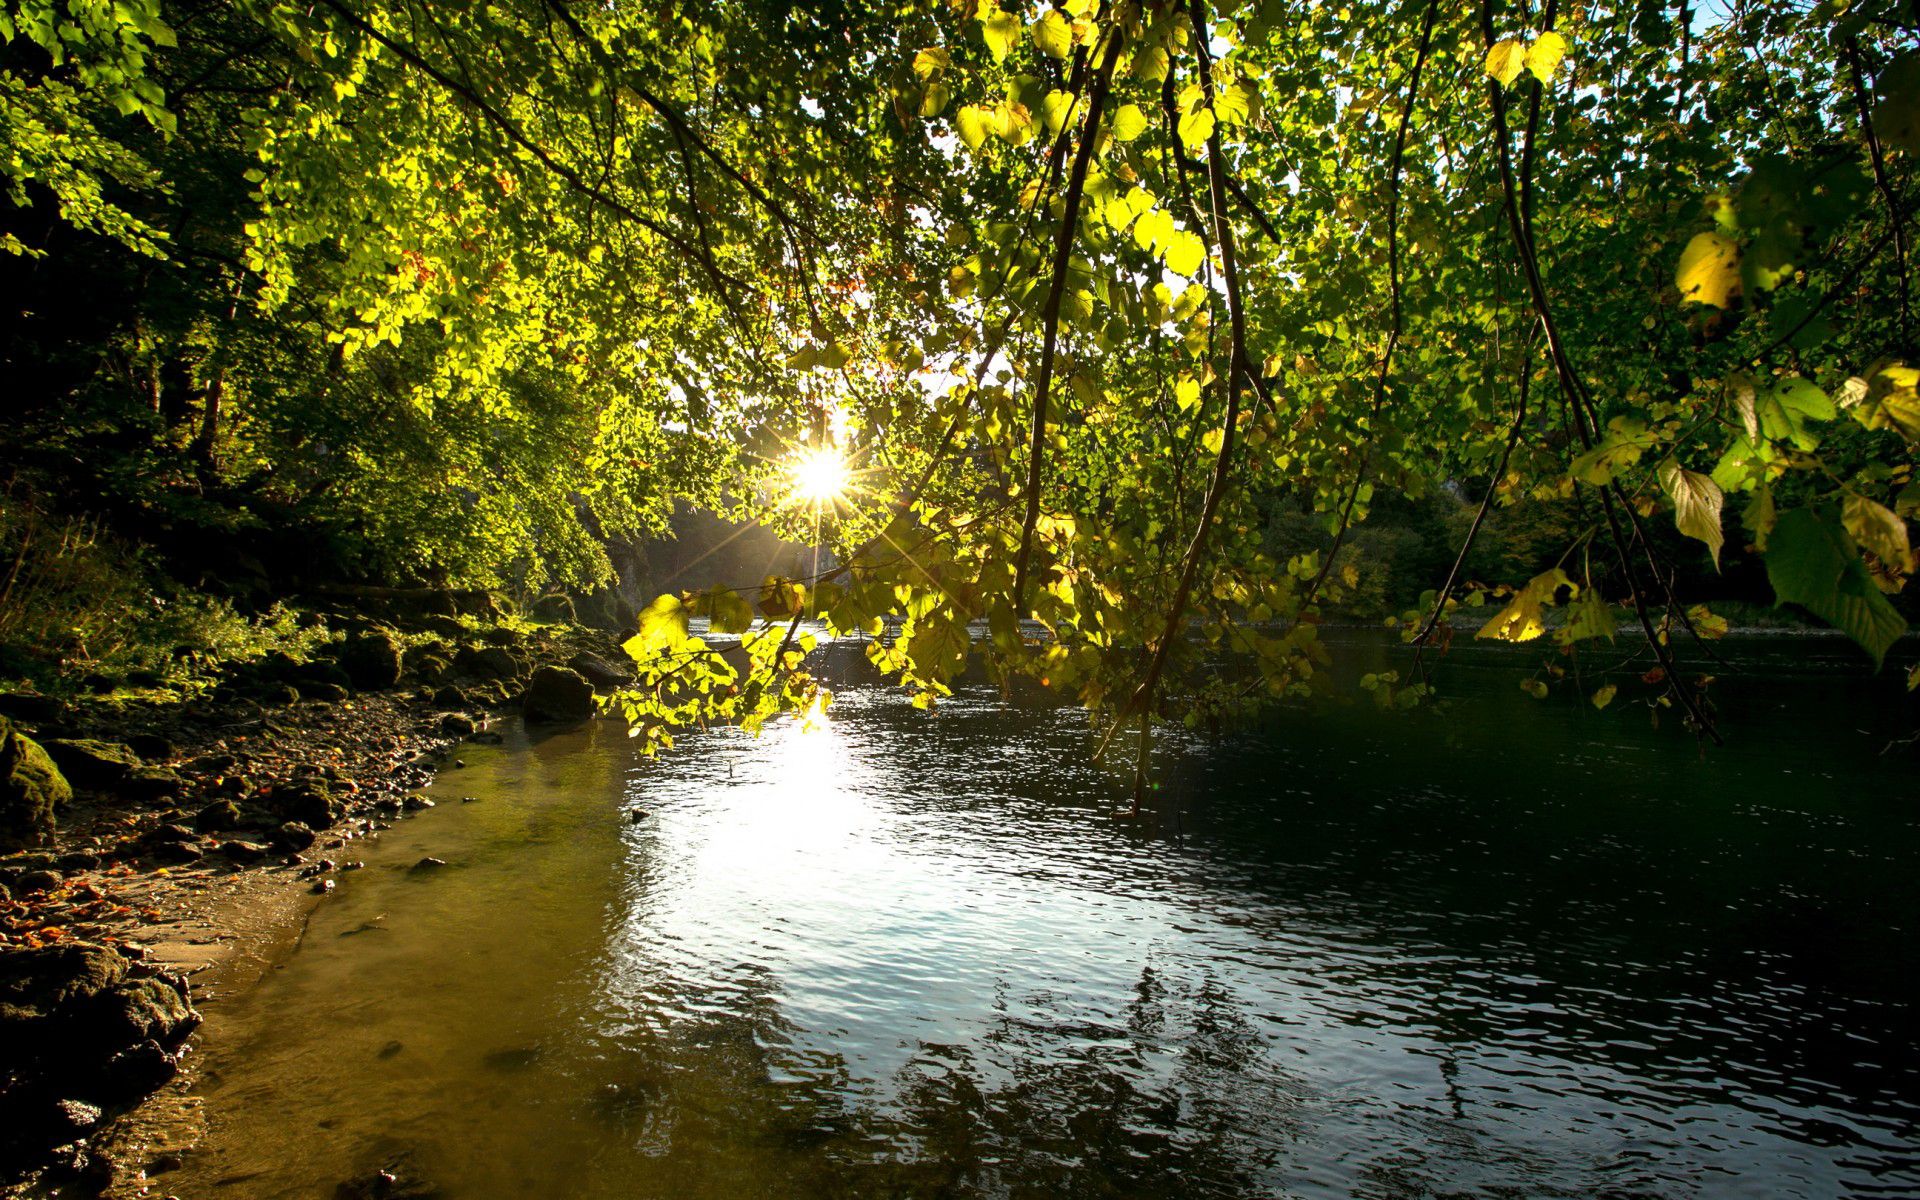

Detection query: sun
(789, 445), (851, 505)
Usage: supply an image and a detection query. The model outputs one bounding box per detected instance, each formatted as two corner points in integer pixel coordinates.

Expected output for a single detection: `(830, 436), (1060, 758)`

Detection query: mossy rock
(41, 739), (142, 788)
(0, 719), (72, 852)
(339, 629), (404, 690)
(523, 666), (595, 723)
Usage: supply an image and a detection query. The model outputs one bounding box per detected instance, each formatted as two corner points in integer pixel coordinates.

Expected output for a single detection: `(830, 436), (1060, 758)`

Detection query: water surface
(177, 633), (1920, 1198)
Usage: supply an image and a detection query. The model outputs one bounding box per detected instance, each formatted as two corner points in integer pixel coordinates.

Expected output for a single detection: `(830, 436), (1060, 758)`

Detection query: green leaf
(1657, 458), (1726, 569)
(1568, 417), (1653, 485)
(704, 586), (755, 634)
(1765, 508), (1907, 668)
(1757, 376), (1833, 451)
(1559, 587), (1617, 644)
(1520, 677), (1548, 699)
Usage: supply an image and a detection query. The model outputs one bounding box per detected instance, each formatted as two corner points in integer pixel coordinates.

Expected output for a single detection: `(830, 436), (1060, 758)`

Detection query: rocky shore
(0, 598), (634, 1196)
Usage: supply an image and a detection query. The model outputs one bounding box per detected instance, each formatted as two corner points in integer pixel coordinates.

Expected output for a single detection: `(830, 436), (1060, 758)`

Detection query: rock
(141, 823), (197, 845)
(438, 713), (476, 737)
(16, 869), (61, 894)
(334, 1159), (441, 1199)
(401, 794), (434, 811)
(274, 822), (317, 852)
(453, 645), (523, 682)
(312, 878), (335, 895)
(47, 1098), (103, 1140)
(267, 780), (338, 828)
(523, 666), (595, 723)
(56, 852), (100, 872)
(0, 943), (197, 1123)
(1, 718), (72, 851)
(531, 593), (576, 623)
(41, 739), (141, 789)
(296, 680), (352, 703)
(431, 684), (468, 709)
(148, 840), (203, 865)
(189, 752), (237, 775)
(194, 799), (242, 832)
(291, 661), (354, 690)
(124, 733), (174, 762)
(411, 857), (447, 871)
(217, 840), (270, 863)
(567, 651), (631, 688)
(340, 630), (405, 691)
(260, 682), (302, 706)
(0, 693), (66, 724)
(118, 766), (187, 802)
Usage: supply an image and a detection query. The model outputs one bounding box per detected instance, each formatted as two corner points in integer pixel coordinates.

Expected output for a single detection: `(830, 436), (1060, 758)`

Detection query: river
(170, 631), (1920, 1198)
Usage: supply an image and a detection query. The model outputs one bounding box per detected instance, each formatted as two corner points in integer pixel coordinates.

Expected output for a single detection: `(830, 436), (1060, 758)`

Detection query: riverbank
(0, 604), (636, 1196)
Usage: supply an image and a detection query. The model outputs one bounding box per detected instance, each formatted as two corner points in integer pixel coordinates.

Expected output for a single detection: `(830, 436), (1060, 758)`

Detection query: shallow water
(176, 633), (1920, 1198)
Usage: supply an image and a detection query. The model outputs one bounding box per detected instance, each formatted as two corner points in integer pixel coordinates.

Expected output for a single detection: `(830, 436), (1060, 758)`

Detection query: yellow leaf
(1164, 229), (1207, 277)
(1843, 493), (1914, 572)
(979, 7), (1020, 63)
(1032, 10), (1072, 58)
(1676, 231), (1741, 308)
(1477, 568), (1576, 642)
(1687, 604), (1730, 639)
(955, 105), (990, 151)
(1591, 683), (1617, 709)
(1484, 39), (1526, 87)
(1658, 458), (1726, 570)
(1112, 102), (1148, 142)
(1524, 31), (1568, 82)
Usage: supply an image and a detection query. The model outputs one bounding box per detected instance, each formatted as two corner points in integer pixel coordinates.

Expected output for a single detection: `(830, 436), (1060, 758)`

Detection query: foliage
(5, 0), (1919, 759)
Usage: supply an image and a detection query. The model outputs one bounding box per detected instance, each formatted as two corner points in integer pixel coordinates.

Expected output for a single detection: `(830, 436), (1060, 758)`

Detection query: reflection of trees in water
(580, 959), (1310, 1198)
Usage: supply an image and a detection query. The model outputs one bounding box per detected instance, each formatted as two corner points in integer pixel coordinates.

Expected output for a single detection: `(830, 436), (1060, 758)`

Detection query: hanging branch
(1479, 0), (1722, 743)
(1092, 0), (1257, 772)
(1409, 327), (1536, 673)
(1843, 37), (1914, 355)
(1011, 29), (1124, 613)
(312, 0), (752, 327)
(1292, 0), (1442, 622)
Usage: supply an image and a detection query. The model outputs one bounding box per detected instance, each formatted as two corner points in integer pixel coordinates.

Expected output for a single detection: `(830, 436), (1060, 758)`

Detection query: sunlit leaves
(1675, 232), (1741, 308)
(1164, 229), (1207, 278)
(1591, 683), (1617, 709)
(1524, 32), (1568, 82)
(626, 594), (689, 660)
(1477, 568), (1575, 643)
(1484, 40), (1526, 87)
(1111, 102), (1148, 141)
(977, 4), (1020, 63)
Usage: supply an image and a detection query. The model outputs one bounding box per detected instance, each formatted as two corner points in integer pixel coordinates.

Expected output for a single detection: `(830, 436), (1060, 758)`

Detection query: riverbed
(170, 633), (1920, 1198)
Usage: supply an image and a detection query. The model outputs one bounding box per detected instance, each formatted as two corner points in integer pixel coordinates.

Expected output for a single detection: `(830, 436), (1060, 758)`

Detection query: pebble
(411, 857), (447, 871)
(311, 879), (335, 895)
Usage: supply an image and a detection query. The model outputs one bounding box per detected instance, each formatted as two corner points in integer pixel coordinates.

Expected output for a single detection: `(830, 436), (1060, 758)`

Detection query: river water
(173, 633), (1920, 1198)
